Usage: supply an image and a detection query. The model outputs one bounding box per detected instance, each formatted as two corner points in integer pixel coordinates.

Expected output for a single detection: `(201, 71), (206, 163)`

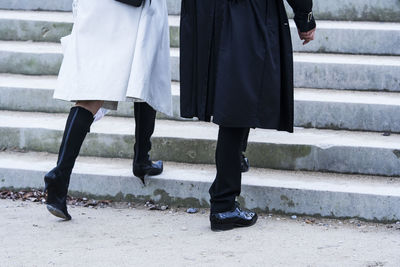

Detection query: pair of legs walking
(45, 101), (160, 220)
(45, 104), (256, 230)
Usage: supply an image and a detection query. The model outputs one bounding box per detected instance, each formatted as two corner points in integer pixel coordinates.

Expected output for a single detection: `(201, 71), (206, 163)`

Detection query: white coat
(54, 0), (173, 116)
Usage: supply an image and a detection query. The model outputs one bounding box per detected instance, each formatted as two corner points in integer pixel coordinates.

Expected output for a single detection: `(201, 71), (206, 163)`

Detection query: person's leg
(75, 100), (104, 115)
(44, 100), (102, 220)
(209, 126), (246, 213)
(132, 102), (163, 183)
(209, 126), (257, 231)
(240, 128), (250, 173)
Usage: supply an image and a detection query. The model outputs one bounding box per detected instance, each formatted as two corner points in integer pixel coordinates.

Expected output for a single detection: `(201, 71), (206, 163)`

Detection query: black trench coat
(180, 0), (315, 132)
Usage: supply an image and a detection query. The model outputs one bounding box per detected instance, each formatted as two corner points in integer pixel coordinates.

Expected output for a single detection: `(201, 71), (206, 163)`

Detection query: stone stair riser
(293, 62), (400, 92)
(1, 167), (399, 221)
(0, 0), (73, 12)
(2, 50), (398, 92)
(0, 19), (73, 43)
(1, 18), (399, 56)
(0, 51), (62, 75)
(0, 0), (182, 15)
(284, 0), (400, 22)
(1, 0), (399, 22)
(1, 127), (400, 176)
(294, 101), (400, 133)
(2, 86), (400, 133)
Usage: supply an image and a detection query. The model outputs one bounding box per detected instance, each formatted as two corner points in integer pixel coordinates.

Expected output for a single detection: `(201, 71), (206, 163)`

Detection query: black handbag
(115, 0), (149, 7)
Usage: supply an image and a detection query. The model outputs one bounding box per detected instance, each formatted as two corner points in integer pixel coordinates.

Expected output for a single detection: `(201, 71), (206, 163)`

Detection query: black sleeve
(286, 0), (316, 32)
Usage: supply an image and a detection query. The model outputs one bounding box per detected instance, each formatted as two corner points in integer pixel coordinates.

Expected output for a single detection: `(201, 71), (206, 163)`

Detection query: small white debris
(291, 215), (297, 220)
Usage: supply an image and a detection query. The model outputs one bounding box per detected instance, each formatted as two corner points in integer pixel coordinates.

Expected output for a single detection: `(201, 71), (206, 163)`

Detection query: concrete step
(284, 0), (400, 23)
(294, 88), (400, 133)
(1, 110), (400, 176)
(0, 0), (182, 15)
(1, 11), (399, 55)
(1, 0), (399, 22)
(0, 74), (182, 119)
(2, 74), (400, 133)
(290, 20), (400, 56)
(0, 10), (181, 47)
(1, 151), (399, 221)
(0, 41), (62, 76)
(1, 41), (399, 91)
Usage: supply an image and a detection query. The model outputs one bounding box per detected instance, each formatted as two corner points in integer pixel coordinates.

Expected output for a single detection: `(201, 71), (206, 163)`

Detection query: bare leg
(75, 100), (104, 115)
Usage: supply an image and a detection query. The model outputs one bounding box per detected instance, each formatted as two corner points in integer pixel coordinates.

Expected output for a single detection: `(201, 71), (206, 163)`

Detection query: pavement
(1, 199), (400, 267)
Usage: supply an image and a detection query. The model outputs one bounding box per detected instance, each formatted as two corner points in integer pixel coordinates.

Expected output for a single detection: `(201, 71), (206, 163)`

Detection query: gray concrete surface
(294, 88), (400, 132)
(1, 111), (400, 177)
(2, 11), (400, 55)
(0, 41), (62, 75)
(1, 200), (400, 267)
(1, 41), (399, 91)
(284, 0), (400, 22)
(2, 74), (400, 132)
(0, 0), (73, 12)
(1, 0), (399, 22)
(1, 151), (400, 221)
(290, 20), (400, 55)
(0, 0), (182, 15)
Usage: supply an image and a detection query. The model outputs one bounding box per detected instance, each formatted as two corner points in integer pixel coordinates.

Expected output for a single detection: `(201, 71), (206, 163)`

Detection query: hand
(298, 27), (316, 45)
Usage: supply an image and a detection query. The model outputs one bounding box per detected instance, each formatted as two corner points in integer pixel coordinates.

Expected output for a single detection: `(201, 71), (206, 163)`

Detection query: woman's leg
(44, 100), (102, 220)
(132, 102), (163, 183)
(209, 126), (257, 231)
(75, 100), (104, 115)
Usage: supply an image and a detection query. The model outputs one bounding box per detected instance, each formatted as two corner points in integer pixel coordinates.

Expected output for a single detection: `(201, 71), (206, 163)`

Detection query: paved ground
(1, 199), (400, 267)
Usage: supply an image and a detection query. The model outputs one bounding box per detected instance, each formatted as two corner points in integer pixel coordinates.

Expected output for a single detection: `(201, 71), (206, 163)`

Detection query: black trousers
(242, 128), (250, 153)
(133, 102), (157, 163)
(209, 126), (250, 213)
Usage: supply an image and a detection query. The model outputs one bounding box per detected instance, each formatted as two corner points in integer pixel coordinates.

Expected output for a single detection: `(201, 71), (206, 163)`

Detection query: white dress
(54, 0), (173, 116)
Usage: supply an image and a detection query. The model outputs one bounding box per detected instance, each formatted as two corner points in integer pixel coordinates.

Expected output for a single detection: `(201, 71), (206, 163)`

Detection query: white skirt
(54, 0), (173, 116)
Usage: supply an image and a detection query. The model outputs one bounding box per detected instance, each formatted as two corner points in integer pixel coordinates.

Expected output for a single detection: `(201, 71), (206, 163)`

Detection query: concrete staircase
(0, 0), (399, 221)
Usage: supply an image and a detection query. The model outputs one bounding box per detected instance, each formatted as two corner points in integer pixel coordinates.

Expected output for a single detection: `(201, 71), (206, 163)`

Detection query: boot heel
(133, 170), (146, 184)
(44, 170), (57, 194)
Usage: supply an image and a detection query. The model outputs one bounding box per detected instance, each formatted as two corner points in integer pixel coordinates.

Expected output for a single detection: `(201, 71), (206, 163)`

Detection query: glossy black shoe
(240, 154), (250, 173)
(210, 203), (258, 231)
(133, 160), (163, 183)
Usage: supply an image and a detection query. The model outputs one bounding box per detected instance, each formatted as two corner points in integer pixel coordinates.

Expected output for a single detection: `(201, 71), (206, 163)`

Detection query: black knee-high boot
(132, 102), (163, 183)
(44, 106), (94, 220)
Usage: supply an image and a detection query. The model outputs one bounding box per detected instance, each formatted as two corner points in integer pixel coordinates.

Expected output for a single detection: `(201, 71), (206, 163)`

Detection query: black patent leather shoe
(210, 203), (258, 231)
(133, 160), (163, 183)
(240, 154), (250, 173)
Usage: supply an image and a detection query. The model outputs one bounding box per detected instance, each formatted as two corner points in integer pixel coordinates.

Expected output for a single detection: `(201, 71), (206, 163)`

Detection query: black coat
(180, 0), (315, 132)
